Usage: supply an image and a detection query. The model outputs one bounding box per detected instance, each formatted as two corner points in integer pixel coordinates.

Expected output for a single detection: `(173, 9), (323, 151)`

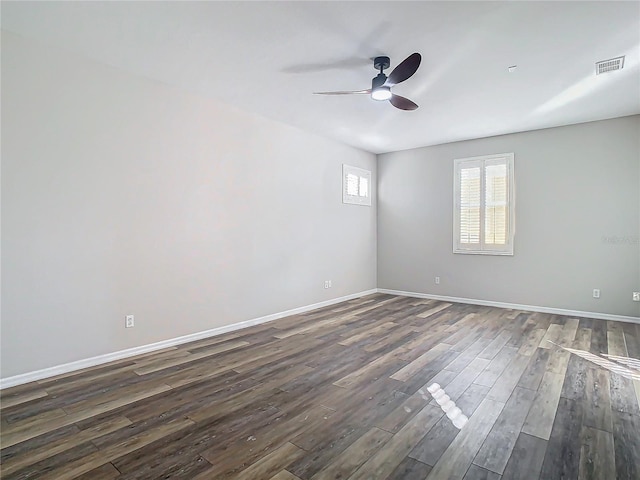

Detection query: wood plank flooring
(1, 294), (639, 479)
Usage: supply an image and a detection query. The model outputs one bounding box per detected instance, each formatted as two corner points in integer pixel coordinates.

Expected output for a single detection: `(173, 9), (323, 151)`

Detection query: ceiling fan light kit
(315, 53), (421, 110)
(372, 86), (392, 101)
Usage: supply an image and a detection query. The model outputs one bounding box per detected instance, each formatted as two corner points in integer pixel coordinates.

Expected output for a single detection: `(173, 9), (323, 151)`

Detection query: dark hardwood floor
(1, 294), (639, 479)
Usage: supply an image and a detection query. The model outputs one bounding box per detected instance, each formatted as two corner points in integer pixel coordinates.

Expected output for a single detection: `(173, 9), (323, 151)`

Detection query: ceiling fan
(314, 53), (421, 110)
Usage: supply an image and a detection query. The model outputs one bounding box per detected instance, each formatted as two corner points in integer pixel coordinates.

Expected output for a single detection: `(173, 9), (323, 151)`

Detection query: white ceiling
(2, 1), (639, 154)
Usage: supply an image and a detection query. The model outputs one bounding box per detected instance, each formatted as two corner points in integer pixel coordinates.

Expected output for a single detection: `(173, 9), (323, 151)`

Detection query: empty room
(1, 2), (639, 479)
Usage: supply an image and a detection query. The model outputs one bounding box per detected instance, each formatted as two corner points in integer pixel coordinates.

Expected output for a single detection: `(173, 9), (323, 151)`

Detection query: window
(343, 165), (371, 206)
(454, 153), (514, 255)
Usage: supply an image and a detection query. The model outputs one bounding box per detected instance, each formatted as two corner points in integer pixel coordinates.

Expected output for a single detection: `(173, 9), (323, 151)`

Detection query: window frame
(342, 164), (372, 206)
(453, 153), (515, 255)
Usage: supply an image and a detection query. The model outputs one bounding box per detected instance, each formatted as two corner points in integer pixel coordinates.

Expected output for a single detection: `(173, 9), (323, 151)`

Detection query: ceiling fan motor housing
(372, 73), (387, 90)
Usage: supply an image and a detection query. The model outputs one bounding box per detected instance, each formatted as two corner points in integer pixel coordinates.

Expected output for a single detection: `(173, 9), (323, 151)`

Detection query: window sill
(453, 249), (514, 256)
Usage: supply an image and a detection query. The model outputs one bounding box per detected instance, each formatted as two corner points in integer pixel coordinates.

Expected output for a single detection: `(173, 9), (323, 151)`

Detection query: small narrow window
(343, 165), (372, 206)
(454, 153), (514, 255)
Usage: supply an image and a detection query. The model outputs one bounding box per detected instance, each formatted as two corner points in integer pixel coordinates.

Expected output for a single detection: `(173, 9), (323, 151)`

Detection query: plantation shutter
(459, 164), (481, 246)
(346, 173), (359, 196)
(484, 161), (508, 245)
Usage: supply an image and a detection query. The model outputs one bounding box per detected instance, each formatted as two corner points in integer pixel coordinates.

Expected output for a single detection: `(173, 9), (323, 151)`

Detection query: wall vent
(596, 56), (625, 75)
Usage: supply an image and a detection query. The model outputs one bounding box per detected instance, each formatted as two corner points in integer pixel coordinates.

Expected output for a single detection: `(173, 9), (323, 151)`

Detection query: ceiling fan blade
(389, 94), (419, 111)
(385, 53), (421, 86)
(313, 89), (371, 95)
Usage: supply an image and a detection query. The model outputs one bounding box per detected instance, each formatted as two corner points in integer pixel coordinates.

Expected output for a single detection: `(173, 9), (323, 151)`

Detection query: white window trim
(453, 152), (515, 255)
(343, 164), (372, 206)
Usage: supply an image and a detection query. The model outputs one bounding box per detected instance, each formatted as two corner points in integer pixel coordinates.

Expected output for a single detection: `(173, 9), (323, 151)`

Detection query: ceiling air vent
(596, 56), (625, 75)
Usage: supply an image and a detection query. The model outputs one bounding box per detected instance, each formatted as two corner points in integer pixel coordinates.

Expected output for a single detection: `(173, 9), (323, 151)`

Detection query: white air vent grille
(596, 56), (625, 75)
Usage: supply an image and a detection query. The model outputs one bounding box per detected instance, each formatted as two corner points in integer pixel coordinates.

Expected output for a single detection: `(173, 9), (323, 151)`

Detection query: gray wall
(1, 32), (377, 378)
(378, 116), (640, 318)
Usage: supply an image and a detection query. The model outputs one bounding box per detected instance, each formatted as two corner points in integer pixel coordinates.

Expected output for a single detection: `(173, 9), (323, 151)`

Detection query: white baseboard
(4, 287), (636, 389)
(0, 289), (377, 390)
(377, 288), (640, 324)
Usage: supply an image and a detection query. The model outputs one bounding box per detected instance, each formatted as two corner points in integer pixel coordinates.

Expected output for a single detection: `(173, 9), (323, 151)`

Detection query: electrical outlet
(435, 276), (440, 285)
(324, 281), (329, 289)
(125, 315), (135, 328)
(592, 289), (600, 299)
(633, 292), (640, 302)
(328, 280), (332, 288)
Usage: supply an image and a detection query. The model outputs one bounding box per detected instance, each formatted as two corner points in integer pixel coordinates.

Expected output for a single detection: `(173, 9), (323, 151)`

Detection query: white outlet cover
(125, 315), (135, 328)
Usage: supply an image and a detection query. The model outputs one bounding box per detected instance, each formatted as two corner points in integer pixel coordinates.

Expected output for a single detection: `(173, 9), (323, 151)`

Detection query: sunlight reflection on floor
(548, 341), (640, 381)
